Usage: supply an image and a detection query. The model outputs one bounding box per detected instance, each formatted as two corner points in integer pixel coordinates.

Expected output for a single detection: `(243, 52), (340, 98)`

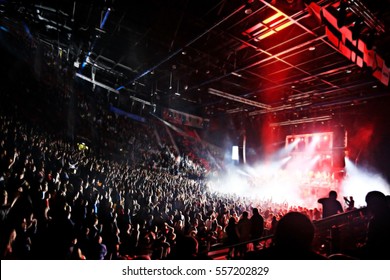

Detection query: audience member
(317, 190), (343, 218)
(344, 196), (356, 211)
(250, 208), (264, 250)
(361, 191), (390, 259)
(237, 211), (251, 257)
(224, 217), (239, 259)
(246, 212), (328, 259)
(0, 85), (389, 261)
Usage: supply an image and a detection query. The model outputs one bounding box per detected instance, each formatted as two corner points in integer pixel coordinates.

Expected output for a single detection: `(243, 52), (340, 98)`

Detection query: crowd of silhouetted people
(1, 79), (390, 260)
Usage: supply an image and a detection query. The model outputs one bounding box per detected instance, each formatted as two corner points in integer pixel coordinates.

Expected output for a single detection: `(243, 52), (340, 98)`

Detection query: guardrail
(207, 207), (369, 259)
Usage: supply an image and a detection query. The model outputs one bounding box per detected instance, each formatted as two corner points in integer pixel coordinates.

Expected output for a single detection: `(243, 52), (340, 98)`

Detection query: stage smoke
(207, 144), (390, 210)
(341, 158), (390, 207)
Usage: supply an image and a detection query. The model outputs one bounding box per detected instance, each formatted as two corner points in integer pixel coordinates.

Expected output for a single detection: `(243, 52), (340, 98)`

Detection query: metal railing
(207, 207), (369, 259)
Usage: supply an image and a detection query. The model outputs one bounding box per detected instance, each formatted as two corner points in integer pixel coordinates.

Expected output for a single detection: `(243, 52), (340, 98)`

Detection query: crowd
(1, 77), (389, 260)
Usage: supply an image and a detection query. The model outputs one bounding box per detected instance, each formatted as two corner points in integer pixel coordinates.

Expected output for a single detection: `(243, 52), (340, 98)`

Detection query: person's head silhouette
(365, 190), (388, 216)
(274, 212), (314, 250)
(329, 190), (337, 199)
(245, 211), (327, 259)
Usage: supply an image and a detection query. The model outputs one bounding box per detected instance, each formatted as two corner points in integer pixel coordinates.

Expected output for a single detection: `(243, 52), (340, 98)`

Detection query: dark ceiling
(1, 0), (390, 129)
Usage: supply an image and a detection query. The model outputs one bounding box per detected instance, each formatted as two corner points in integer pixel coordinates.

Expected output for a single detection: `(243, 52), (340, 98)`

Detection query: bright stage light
(207, 132), (389, 210)
(280, 155), (292, 165)
(232, 146), (239, 161)
(279, 139), (299, 157)
(313, 134), (321, 143)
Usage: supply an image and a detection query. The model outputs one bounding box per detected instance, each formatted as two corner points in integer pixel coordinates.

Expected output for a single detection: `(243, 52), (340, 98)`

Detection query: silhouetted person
(0, 189), (21, 230)
(237, 211), (251, 257)
(1, 228), (17, 259)
(362, 191), (390, 259)
(250, 208), (264, 250)
(89, 234), (107, 260)
(168, 235), (210, 260)
(317, 190), (343, 218)
(344, 196), (356, 211)
(245, 212), (327, 260)
(224, 217), (239, 259)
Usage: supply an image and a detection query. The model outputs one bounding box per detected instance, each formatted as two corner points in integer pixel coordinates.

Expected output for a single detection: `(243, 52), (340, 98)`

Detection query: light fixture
(263, 12), (283, 24)
(244, 0), (254, 15)
(257, 30), (276, 40)
(169, 72), (172, 89)
(73, 59), (80, 68)
(275, 21), (294, 32)
(270, 115), (332, 127)
(244, 8), (252, 15)
(175, 79), (180, 96)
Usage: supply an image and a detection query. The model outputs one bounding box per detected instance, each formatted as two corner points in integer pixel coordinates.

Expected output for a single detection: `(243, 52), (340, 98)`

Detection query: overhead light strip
(257, 30), (276, 40)
(128, 95), (152, 106)
(270, 115), (332, 127)
(275, 20), (294, 31)
(263, 12), (283, 24)
(208, 88), (271, 110)
(75, 73), (119, 94)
